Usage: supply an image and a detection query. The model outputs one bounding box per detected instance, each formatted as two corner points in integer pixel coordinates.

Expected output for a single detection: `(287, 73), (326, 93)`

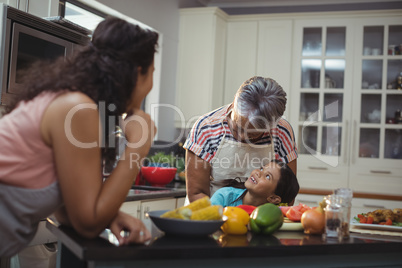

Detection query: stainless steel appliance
(0, 4), (90, 105)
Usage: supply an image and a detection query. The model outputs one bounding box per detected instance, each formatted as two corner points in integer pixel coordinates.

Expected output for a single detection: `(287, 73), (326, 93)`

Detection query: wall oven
(0, 4), (90, 105)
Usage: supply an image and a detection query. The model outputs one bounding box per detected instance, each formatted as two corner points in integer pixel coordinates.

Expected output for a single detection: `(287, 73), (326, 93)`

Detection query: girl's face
(127, 60), (155, 111)
(244, 161), (281, 199)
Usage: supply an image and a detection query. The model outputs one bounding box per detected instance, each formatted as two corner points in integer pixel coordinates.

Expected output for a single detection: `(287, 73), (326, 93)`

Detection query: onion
(301, 208), (325, 235)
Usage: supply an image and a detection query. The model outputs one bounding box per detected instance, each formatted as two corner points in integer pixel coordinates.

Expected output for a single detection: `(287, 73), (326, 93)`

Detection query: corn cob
(160, 196), (212, 220)
(190, 205), (223, 221)
(184, 196), (211, 212)
(161, 207), (192, 220)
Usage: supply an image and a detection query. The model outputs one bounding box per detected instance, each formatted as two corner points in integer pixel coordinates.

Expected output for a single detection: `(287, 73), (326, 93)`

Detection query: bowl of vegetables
(147, 196), (226, 236)
(147, 210), (225, 236)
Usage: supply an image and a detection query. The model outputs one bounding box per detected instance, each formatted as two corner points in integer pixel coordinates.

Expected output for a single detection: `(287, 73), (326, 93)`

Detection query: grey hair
(233, 76), (287, 129)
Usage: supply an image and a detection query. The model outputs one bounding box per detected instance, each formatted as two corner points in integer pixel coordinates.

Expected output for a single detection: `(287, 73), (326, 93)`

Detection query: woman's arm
(185, 150), (212, 202)
(41, 92), (155, 238)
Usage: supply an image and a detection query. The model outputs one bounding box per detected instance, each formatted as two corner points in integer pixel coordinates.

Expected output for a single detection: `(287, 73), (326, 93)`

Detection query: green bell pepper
(249, 203), (284, 235)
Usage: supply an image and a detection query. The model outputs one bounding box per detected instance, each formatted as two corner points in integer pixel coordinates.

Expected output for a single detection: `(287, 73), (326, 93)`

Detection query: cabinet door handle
(137, 206), (142, 219)
(343, 120), (349, 164)
(308, 166), (328, 170)
(351, 120), (357, 164)
(143, 206), (150, 218)
(363, 204), (385, 208)
(25, 0), (29, 12)
(370, 170), (391, 174)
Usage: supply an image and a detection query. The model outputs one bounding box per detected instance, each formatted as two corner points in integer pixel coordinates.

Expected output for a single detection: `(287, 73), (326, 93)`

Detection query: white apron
(209, 121), (275, 196)
(185, 120), (275, 205)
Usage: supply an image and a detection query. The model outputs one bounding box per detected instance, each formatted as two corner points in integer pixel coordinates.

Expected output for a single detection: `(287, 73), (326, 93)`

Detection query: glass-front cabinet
(291, 19), (354, 190)
(291, 15), (402, 195)
(349, 17), (402, 195)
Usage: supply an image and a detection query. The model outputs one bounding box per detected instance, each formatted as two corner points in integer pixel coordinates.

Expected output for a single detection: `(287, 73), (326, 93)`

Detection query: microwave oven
(0, 4), (90, 105)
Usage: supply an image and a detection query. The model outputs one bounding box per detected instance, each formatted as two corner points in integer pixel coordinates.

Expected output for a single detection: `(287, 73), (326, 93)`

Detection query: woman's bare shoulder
(54, 91), (95, 107)
(41, 91), (98, 146)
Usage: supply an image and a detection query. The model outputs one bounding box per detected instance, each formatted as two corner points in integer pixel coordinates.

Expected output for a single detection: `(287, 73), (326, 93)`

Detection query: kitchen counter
(299, 188), (402, 201)
(47, 219), (402, 268)
(125, 182), (186, 202)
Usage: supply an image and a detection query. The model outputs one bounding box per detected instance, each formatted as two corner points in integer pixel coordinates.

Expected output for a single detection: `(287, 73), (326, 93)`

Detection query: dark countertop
(125, 181), (186, 201)
(47, 219), (402, 268)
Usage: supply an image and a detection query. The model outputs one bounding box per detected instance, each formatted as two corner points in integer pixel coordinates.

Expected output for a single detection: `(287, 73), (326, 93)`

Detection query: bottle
(395, 110), (402, 124)
(397, 72), (402, 90)
(323, 195), (343, 240)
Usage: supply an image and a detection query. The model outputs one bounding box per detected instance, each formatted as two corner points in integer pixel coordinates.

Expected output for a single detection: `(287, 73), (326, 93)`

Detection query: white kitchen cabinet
(295, 193), (324, 208)
(140, 198), (177, 220)
(120, 200), (141, 218)
(290, 17), (355, 191)
(348, 17), (402, 195)
(256, 20), (293, 118)
(0, 0), (58, 17)
(120, 198), (177, 220)
(223, 19), (293, 118)
(223, 20), (258, 104)
(176, 197), (185, 208)
(289, 11), (402, 196)
(175, 7), (227, 127)
(121, 198), (177, 231)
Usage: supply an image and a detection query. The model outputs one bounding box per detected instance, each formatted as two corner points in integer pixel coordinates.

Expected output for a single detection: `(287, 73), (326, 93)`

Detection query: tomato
(298, 203), (312, 213)
(286, 207), (303, 222)
(279, 206), (291, 217)
(285, 203), (312, 222)
(359, 216), (367, 223)
(385, 219), (393, 225)
(367, 216), (374, 224)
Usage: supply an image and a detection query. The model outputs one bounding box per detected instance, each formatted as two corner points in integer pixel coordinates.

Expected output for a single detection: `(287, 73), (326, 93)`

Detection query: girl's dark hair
(5, 17), (159, 171)
(272, 160), (300, 204)
(216, 160), (299, 205)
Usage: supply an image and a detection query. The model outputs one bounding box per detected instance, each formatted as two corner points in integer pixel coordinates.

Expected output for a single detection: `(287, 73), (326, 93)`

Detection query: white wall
(98, 0), (181, 142)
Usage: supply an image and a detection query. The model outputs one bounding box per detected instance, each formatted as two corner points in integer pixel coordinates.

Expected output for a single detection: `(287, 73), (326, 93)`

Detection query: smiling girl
(210, 160), (299, 207)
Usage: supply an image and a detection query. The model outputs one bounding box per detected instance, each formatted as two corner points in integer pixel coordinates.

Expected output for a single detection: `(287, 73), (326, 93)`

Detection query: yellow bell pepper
(221, 206), (250, 235)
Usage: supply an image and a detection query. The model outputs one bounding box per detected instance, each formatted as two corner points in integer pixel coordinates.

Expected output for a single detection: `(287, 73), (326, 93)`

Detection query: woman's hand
(109, 211), (151, 245)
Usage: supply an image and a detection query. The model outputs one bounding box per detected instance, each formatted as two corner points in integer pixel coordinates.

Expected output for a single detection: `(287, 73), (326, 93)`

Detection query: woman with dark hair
(0, 17), (158, 257)
(210, 160), (299, 207)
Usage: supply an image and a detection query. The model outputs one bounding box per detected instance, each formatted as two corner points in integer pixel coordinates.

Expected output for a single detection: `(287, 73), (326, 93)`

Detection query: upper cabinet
(175, 8), (228, 127)
(0, 0), (59, 17)
(223, 19), (293, 118)
(176, 9), (293, 125)
(290, 18), (355, 190)
(349, 17), (402, 195)
(290, 13), (402, 195)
